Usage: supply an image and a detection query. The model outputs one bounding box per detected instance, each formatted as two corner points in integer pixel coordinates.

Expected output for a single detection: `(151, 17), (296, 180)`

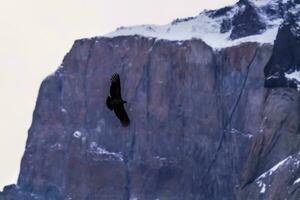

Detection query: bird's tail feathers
(121, 119), (130, 127)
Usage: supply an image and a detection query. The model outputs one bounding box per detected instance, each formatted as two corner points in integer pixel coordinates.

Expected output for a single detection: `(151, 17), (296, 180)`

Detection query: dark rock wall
(1, 36), (299, 200)
(230, 1), (266, 40)
(264, 19), (300, 88)
(239, 90), (300, 199)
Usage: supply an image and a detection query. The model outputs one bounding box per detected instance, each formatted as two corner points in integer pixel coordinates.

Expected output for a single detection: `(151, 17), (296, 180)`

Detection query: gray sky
(0, 0), (237, 190)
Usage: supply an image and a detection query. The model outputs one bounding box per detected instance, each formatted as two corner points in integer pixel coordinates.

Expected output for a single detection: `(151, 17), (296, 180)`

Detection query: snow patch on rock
(154, 156), (167, 161)
(293, 178), (300, 185)
(73, 131), (82, 138)
(285, 70), (300, 82)
(285, 70), (300, 90)
(257, 180), (266, 193)
(61, 108), (67, 113)
(256, 156), (293, 180)
(229, 128), (253, 139)
(90, 142), (123, 161)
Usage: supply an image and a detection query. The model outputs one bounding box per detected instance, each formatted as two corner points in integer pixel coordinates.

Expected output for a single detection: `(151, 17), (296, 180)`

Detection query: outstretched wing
(110, 73), (122, 99)
(114, 104), (130, 127)
(106, 96), (113, 110)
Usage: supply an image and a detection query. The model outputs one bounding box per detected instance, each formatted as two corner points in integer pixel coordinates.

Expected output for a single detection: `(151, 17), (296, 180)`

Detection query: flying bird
(106, 73), (130, 127)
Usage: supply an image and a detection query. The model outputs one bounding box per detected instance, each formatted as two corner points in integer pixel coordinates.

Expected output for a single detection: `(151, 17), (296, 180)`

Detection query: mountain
(107, 0), (297, 48)
(1, 0), (299, 199)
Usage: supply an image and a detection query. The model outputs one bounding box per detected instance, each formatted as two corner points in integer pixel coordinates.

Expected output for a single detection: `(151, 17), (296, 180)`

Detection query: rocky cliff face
(264, 11), (300, 89)
(1, 1), (300, 200)
(1, 36), (298, 200)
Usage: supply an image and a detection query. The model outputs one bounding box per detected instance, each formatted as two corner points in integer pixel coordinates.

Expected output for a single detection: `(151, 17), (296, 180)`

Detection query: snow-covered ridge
(255, 152), (300, 193)
(256, 156), (293, 181)
(104, 0), (299, 49)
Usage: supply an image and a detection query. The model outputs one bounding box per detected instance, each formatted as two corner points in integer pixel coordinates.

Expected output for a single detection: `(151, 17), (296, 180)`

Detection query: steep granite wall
(0, 36), (299, 200)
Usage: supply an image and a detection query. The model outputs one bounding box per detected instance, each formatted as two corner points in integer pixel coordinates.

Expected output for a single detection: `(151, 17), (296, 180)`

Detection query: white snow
(259, 129), (264, 133)
(250, 0), (275, 7)
(285, 70), (300, 82)
(285, 70), (300, 90)
(249, 0), (284, 11)
(50, 143), (63, 150)
(105, 6), (279, 49)
(289, 7), (299, 15)
(229, 128), (253, 138)
(295, 160), (300, 168)
(61, 108), (67, 113)
(256, 156), (292, 180)
(103, 0), (292, 49)
(96, 126), (102, 133)
(257, 181), (266, 193)
(73, 131), (82, 138)
(294, 178), (300, 184)
(154, 156), (167, 161)
(107, 21), (271, 49)
(266, 75), (279, 80)
(90, 142), (123, 161)
(255, 152), (300, 191)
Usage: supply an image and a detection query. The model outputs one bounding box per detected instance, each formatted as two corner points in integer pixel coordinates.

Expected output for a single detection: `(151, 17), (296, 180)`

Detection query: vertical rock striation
(1, 34), (298, 200)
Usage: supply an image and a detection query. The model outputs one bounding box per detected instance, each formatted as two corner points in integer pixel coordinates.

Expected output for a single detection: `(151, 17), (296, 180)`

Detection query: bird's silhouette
(106, 73), (130, 127)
